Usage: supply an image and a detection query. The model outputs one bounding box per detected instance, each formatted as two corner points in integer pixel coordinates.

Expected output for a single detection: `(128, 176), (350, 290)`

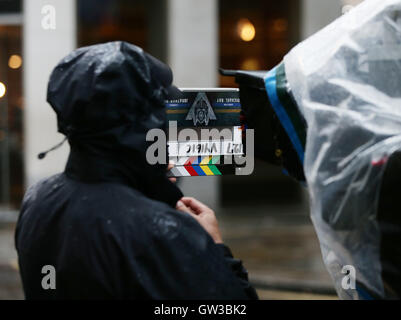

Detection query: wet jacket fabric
(16, 173), (257, 299)
(15, 41), (258, 300)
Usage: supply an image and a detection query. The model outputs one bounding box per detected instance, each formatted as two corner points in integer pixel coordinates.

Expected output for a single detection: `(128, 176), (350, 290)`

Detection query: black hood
(47, 41), (183, 207)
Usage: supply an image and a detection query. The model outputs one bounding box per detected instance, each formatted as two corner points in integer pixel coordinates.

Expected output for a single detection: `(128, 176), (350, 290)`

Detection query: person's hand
(167, 161), (177, 183)
(176, 197), (223, 244)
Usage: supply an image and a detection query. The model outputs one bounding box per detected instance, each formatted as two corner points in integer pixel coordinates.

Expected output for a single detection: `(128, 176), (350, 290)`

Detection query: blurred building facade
(0, 0), (356, 211)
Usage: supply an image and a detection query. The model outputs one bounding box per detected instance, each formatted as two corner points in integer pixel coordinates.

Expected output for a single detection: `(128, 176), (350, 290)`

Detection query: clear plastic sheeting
(284, 0), (401, 299)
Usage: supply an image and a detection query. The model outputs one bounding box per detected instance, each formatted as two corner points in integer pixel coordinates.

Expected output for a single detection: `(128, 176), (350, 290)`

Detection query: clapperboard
(166, 88), (246, 177)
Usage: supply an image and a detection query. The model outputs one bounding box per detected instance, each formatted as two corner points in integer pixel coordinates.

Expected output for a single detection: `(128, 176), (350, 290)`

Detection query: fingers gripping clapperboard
(166, 89), (248, 177)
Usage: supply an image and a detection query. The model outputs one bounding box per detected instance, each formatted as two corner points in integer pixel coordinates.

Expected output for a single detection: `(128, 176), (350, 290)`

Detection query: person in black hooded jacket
(15, 41), (258, 300)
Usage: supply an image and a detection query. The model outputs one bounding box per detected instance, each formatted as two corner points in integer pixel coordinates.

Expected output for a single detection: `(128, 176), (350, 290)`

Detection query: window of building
(219, 0), (303, 206)
(0, 1), (23, 209)
(78, 0), (147, 48)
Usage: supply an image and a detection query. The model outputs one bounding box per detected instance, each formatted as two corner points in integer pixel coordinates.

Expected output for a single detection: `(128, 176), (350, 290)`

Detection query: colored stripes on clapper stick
(168, 156), (225, 177)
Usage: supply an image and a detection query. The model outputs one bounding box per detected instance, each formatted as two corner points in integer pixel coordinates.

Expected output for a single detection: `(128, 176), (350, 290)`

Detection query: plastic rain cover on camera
(283, 0), (401, 299)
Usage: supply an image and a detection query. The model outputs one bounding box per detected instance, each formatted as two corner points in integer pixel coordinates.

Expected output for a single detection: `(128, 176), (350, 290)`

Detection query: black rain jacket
(15, 41), (258, 300)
